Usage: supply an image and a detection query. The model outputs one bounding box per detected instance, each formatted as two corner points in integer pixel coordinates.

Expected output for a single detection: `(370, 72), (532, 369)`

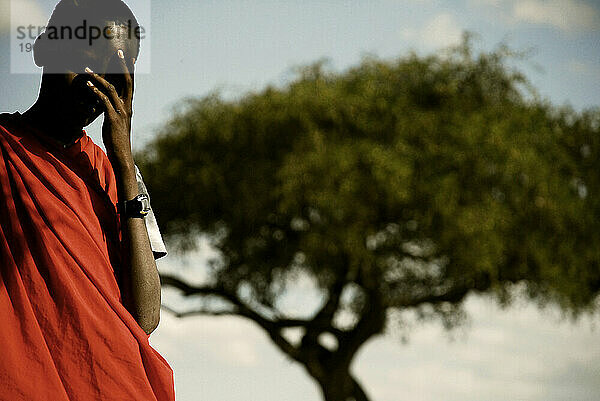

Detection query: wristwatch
(119, 193), (151, 218)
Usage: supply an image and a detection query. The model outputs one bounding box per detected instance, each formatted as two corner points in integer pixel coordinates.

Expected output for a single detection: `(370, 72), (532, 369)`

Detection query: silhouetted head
(33, 0), (142, 128)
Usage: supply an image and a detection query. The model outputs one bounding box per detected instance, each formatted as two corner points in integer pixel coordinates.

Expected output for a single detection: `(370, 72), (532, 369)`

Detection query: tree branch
(161, 304), (238, 318)
(303, 253), (357, 341)
(160, 274), (225, 296)
(393, 273), (492, 308)
(396, 286), (471, 308)
(160, 272), (301, 361)
(350, 374), (370, 401)
(336, 289), (386, 367)
(272, 318), (347, 338)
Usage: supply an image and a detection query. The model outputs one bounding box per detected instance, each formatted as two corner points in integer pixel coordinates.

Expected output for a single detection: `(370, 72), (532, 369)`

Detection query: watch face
(124, 194), (151, 217)
(140, 195), (151, 215)
(139, 194), (150, 216)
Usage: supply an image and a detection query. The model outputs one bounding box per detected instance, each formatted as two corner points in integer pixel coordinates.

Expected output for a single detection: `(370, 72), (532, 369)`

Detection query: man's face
(45, 21), (138, 128)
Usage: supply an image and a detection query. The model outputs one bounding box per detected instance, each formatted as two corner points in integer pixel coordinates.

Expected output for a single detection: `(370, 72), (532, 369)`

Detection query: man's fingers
(116, 50), (134, 104)
(84, 67), (125, 114)
(86, 81), (117, 117)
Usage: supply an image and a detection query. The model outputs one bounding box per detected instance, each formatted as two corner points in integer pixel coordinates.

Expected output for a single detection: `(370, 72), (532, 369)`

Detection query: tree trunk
(315, 370), (372, 401)
(301, 289), (384, 401)
(350, 376), (370, 401)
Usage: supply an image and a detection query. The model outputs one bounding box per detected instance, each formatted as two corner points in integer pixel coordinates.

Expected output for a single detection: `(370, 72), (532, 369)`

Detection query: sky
(0, 0), (599, 400)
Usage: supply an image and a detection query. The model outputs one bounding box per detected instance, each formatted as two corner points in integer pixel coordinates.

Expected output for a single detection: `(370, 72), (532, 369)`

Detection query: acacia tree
(137, 39), (600, 401)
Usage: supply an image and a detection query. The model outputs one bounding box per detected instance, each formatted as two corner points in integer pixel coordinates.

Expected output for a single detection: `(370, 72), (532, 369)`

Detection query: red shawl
(0, 113), (175, 401)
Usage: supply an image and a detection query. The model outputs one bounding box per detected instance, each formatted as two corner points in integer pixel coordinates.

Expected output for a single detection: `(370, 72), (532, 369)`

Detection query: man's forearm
(84, 49), (160, 333)
(85, 48), (160, 333)
(114, 161), (162, 335)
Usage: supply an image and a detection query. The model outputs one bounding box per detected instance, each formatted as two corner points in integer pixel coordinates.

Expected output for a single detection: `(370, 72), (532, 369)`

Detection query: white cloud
(468, 0), (600, 32)
(402, 13), (463, 49)
(352, 294), (600, 401)
(513, 0), (600, 32)
(151, 234), (600, 401)
(423, 14), (464, 48)
(150, 313), (321, 401)
(150, 313), (262, 370)
(223, 339), (260, 367)
(150, 292), (600, 401)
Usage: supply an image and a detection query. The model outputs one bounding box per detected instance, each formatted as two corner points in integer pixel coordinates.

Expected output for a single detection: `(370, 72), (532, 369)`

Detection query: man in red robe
(0, 1), (175, 399)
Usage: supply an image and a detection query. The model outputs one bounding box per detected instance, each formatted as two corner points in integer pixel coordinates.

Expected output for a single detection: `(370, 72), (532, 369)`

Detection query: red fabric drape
(0, 114), (175, 401)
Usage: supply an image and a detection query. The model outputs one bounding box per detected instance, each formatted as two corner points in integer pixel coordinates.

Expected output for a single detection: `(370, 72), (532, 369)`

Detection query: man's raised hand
(85, 49), (136, 171)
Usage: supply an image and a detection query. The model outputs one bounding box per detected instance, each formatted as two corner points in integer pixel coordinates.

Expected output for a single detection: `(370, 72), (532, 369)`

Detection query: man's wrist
(106, 143), (134, 170)
(111, 160), (138, 200)
(110, 154), (135, 177)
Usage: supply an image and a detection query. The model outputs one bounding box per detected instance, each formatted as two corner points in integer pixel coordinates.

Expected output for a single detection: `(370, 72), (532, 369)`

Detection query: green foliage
(138, 38), (600, 324)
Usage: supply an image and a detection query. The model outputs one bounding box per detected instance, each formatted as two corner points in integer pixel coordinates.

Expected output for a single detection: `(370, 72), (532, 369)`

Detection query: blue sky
(1, 1), (599, 400)
(1, 0), (599, 148)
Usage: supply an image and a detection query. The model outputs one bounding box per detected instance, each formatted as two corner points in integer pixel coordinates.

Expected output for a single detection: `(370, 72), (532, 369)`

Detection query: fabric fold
(0, 113), (175, 401)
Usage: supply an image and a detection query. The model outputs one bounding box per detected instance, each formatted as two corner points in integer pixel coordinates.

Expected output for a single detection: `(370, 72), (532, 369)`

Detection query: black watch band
(119, 193), (151, 219)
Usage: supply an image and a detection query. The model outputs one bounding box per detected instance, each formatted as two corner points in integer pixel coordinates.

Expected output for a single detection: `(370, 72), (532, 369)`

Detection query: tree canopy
(137, 38), (600, 401)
